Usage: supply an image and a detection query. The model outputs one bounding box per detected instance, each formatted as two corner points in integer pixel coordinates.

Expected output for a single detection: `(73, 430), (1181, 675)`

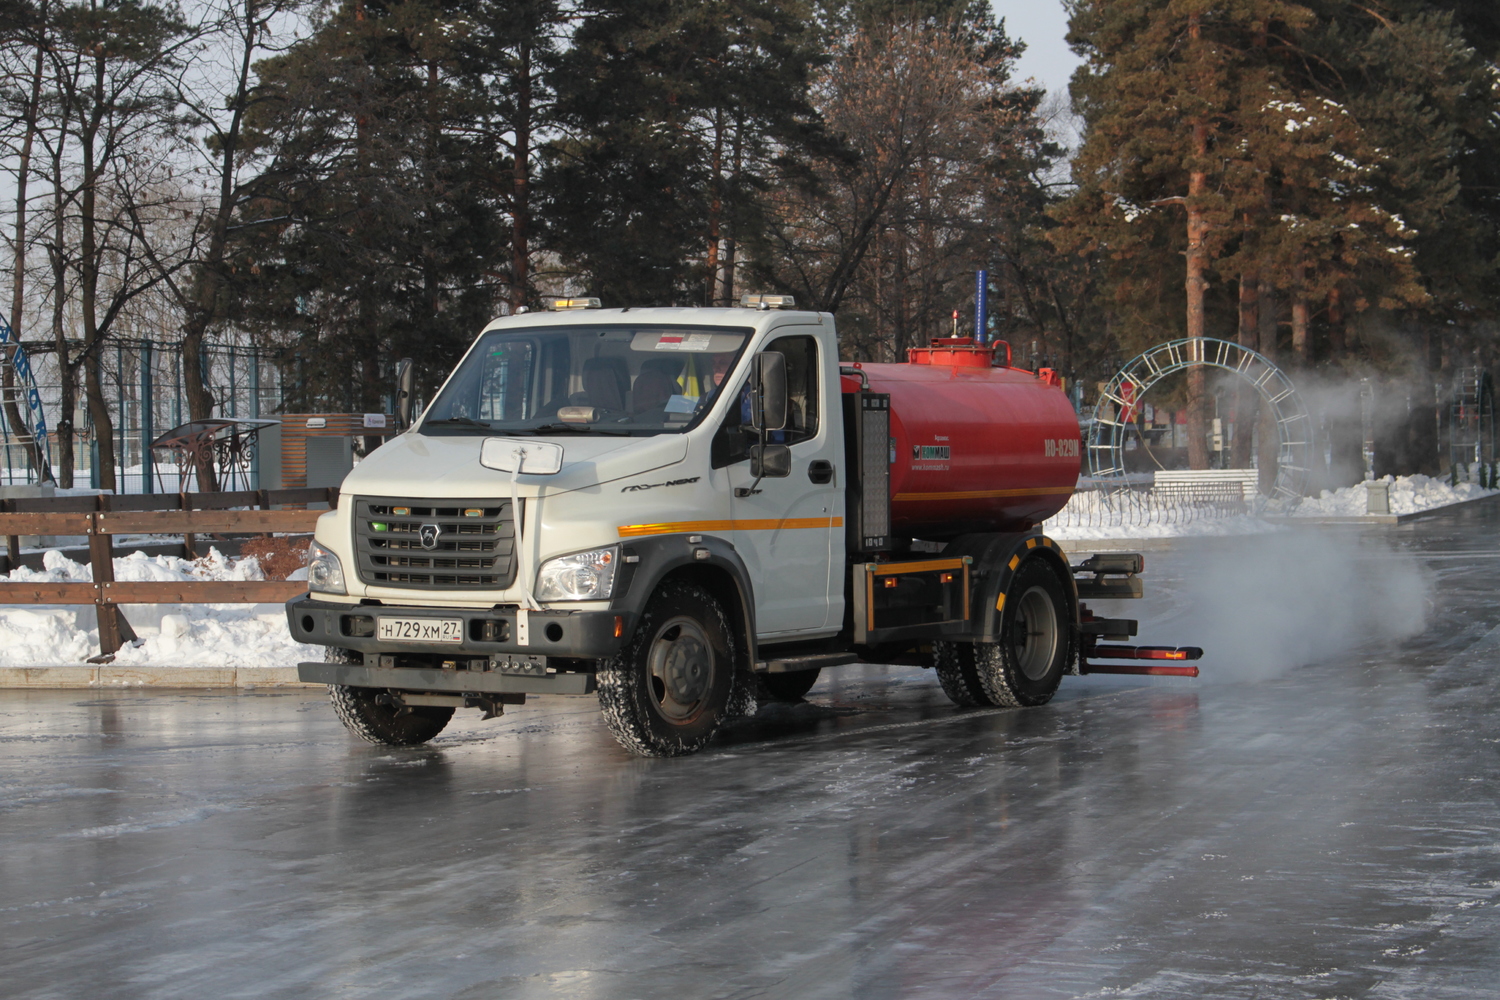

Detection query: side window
(711, 333), (820, 468)
(770, 335), (819, 445)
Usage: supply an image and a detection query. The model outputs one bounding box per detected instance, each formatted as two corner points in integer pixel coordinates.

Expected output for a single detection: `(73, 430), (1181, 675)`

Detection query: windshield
(421, 323), (752, 436)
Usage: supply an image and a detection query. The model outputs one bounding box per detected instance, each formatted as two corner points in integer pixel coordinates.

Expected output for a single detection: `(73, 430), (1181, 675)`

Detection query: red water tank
(846, 338), (1080, 538)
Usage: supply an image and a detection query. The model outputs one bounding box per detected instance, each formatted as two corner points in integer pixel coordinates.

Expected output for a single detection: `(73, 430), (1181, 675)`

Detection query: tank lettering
(1044, 438), (1080, 458)
(621, 476), (702, 493)
(912, 445), (951, 460)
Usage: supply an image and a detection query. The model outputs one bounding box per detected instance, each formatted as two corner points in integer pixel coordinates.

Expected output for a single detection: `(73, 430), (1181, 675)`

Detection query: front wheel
(597, 581), (736, 756)
(325, 648), (453, 746)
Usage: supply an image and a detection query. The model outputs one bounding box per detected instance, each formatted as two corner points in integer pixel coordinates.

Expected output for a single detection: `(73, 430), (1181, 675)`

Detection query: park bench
(1150, 469), (1261, 511)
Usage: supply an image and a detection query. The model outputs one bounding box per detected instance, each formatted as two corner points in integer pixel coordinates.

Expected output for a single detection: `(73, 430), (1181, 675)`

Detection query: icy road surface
(4, 509), (1500, 999)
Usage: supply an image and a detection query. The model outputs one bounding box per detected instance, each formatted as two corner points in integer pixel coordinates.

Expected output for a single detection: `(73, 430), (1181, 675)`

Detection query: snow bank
(1045, 472), (1499, 539)
(0, 549), (317, 668)
(6, 547), (267, 584)
(1288, 473), (1497, 517)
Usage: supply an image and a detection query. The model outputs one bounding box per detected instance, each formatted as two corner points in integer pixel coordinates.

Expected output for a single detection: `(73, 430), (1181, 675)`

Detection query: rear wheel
(758, 668), (821, 702)
(597, 581), (735, 756)
(975, 559), (1072, 707)
(932, 641), (994, 707)
(325, 649), (453, 746)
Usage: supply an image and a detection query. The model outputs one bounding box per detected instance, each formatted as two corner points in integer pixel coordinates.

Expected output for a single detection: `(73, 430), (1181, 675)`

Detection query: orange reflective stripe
(868, 557), (965, 576)
(617, 516), (843, 539)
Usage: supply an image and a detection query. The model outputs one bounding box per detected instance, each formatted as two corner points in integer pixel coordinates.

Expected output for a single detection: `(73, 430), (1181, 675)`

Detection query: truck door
(718, 332), (841, 636)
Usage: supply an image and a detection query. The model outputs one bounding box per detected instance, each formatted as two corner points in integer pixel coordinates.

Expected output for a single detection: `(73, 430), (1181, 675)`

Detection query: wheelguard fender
(611, 534), (759, 668)
(942, 532), (1079, 645)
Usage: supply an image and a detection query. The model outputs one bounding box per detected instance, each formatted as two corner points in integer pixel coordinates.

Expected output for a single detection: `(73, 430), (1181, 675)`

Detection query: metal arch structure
(1087, 337), (1312, 501)
(1447, 367), (1495, 471)
(0, 317), (54, 485)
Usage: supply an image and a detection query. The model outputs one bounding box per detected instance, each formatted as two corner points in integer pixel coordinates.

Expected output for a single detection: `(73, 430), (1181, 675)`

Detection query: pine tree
(1056, 0), (1313, 468)
(1056, 0), (1481, 478)
(240, 0), (502, 410)
(545, 0), (826, 306)
(456, 0), (569, 311)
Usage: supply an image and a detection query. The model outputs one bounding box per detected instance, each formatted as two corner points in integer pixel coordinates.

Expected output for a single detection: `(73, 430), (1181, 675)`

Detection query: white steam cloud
(1115, 530), (1433, 682)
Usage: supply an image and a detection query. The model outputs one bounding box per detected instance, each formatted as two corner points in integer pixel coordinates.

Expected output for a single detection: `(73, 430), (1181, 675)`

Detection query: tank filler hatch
(907, 336), (1013, 368)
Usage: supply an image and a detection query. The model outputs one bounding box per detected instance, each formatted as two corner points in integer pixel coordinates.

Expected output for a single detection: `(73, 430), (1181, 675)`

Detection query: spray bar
(1079, 644), (1204, 678)
(1080, 663), (1200, 678)
(1092, 644), (1203, 661)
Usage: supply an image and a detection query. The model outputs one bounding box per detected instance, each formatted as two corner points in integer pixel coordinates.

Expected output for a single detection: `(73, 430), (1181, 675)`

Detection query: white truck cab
(292, 303), (862, 754)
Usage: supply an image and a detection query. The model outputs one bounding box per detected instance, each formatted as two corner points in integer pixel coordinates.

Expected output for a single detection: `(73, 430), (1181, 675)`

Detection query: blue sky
(995, 0), (1083, 101)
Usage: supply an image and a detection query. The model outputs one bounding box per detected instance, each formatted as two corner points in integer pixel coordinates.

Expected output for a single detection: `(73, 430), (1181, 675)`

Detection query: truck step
(755, 652), (860, 674)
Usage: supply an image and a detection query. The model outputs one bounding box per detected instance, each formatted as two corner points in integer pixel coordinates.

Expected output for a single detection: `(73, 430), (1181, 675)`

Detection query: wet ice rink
(4, 509), (1500, 999)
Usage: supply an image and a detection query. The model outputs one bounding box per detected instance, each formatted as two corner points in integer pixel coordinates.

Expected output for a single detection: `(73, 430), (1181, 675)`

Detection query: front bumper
(286, 594), (631, 659)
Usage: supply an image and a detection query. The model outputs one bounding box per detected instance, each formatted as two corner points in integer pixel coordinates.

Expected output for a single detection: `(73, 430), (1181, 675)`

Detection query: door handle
(808, 460), (834, 485)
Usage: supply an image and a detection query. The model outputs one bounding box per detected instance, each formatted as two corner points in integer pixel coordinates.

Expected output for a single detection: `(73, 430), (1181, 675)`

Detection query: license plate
(377, 617), (464, 643)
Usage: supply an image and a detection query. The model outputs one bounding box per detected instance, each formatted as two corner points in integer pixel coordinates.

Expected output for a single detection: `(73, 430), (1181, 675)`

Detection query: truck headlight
(535, 546), (619, 602)
(307, 542), (347, 596)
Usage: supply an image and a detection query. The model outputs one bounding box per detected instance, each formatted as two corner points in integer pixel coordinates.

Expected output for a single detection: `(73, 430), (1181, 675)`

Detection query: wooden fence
(0, 487), (335, 660)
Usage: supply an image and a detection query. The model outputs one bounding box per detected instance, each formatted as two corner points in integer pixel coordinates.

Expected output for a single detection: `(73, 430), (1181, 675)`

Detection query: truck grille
(353, 497), (518, 590)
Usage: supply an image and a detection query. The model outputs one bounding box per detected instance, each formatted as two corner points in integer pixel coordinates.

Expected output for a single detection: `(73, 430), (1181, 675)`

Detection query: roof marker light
(739, 294), (796, 310)
(544, 297), (602, 311)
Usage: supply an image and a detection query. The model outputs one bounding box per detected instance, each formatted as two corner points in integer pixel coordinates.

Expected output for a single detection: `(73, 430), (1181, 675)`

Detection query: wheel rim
(647, 616), (716, 723)
(1012, 586), (1059, 681)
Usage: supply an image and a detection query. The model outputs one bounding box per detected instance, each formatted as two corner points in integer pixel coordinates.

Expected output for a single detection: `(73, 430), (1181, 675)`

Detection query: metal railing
(1045, 479), (1261, 534)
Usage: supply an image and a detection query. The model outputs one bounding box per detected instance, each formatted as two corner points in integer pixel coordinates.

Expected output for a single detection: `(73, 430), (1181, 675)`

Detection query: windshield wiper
(421, 417), (496, 432)
(529, 423), (635, 436)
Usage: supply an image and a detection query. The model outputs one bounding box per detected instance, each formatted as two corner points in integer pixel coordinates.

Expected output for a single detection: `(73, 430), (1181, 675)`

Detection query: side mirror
(395, 358), (415, 430)
(750, 351), (788, 432)
(750, 443), (791, 479)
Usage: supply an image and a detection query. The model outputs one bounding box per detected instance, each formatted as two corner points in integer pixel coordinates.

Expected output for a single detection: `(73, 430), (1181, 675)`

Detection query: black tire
(597, 580), (736, 757)
(975, 558), (1072, 707)
(758, 668), (821, 702)
(932, 641), (994, 707)
(725, 663), (760, 719)
(325, 647), (453, 746)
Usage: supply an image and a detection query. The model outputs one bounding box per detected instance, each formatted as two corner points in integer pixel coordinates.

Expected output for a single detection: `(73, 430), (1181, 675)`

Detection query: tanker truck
(289, 297), (1199, 756)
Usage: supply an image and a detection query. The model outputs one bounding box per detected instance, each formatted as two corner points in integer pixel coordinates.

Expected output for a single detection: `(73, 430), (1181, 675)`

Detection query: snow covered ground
(1045, 472), (1500, 540)
(1288, 472), (1498, 517)
(2, 472), (1495, 668)
(0, 549), (316, 669)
